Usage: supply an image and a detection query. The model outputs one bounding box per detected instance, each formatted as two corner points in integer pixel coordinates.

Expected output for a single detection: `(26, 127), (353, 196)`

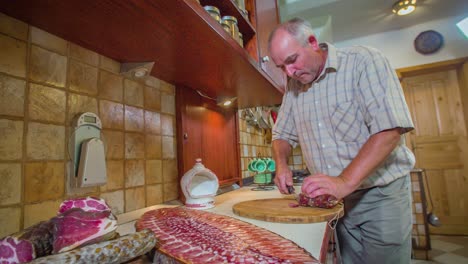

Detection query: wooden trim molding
(396, 57), (468, 80)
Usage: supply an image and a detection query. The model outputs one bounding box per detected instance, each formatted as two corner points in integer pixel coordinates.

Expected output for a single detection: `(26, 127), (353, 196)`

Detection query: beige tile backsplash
(0, 13), (178, 237)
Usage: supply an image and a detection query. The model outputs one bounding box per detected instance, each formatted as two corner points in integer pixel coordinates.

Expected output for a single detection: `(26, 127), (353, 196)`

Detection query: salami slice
(136, 207), (318, 264)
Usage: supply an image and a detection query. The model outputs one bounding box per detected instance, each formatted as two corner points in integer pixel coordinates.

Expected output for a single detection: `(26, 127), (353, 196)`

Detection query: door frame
(396, 57), (468, 134)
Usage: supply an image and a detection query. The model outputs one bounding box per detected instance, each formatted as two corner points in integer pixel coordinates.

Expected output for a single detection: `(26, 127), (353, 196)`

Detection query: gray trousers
(336, 175), (412, 264)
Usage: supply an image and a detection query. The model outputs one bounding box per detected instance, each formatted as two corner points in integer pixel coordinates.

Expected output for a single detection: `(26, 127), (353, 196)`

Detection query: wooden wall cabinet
(255, 0), (286, 92)
(0, 0), (284, 108)
(176, 86), (241, 190)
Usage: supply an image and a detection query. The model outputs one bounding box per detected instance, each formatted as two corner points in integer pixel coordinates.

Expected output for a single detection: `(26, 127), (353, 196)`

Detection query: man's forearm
(272, 139), (292, 168)
(340, 128), (403, 190)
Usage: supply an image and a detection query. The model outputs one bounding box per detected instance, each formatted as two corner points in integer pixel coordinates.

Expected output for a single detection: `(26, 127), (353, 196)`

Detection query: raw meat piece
(29, 229), (156, 264)
(0, 221), (54, 263)
(51, 208), (118, 253)
(297, 193), (339, 209)
(136, 207), (318, 264)
(58, 196), (110, 214)
(0, 197), (118, 264)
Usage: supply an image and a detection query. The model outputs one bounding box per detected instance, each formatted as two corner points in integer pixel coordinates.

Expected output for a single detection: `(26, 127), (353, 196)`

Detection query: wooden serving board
(232, 198), (344, 223)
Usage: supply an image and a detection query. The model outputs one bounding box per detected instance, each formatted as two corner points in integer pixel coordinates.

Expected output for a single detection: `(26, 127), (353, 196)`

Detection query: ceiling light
(392, 0), (417, 16)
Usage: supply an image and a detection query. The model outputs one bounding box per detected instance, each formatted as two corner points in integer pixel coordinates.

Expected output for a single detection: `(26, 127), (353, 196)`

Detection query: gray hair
(268, 18), (315, 51)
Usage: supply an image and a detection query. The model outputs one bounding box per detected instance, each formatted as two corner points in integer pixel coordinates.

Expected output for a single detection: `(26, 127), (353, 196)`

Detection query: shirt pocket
(331, 101), (368, 142)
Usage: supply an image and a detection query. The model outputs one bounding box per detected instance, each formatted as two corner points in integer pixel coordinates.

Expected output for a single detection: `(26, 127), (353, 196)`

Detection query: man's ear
(307, 35), (320, 50)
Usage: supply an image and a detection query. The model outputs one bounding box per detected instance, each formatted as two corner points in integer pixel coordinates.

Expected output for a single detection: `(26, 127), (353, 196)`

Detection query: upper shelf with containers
(200, 0), (256, 49)
(0, 0), (284, 108)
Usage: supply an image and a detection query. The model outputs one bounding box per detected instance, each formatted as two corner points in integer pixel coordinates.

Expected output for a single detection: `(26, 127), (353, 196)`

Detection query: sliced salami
(136, 207), (318, 264)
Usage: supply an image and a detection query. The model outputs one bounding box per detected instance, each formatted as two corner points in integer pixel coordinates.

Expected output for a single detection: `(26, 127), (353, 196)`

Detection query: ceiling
(278, 0), (468, 42)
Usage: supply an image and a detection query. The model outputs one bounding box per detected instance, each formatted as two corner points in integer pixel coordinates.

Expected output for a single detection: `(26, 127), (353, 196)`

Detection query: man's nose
(285, 65), (295, 77)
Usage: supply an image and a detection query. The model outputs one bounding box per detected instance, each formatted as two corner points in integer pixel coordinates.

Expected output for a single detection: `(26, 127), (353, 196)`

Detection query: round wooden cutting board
(232, 198), (344, 223)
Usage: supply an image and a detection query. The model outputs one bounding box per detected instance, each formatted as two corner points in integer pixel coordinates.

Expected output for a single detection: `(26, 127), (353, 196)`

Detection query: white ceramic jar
(180, 159), (219, 209)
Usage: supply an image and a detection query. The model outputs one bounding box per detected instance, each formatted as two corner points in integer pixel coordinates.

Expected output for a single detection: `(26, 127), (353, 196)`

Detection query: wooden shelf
(200, 0), (256, 42)
(0, 0), (283, 108)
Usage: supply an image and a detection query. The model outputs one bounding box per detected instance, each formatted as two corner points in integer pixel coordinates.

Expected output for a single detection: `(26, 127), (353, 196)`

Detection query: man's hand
(273, 165), (294, 194)
(301, 173), (357, 200)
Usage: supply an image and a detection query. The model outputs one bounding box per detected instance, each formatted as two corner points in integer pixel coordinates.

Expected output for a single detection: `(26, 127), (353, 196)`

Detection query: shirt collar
(316, 42), (338, 81)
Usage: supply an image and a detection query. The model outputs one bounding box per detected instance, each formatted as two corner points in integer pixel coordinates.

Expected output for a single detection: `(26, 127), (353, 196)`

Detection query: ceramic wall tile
(146, 159), (162, 184)
(161, 114), (175, 136)
(69, 43), (98, 66)
(124, 105), (144, 132)
(99, 70), (123, 102)
(26, 122), (65, 160)
(125, 160), (145, 188)
(124, 79), (144, 107)
(0, 207), (21, 238)
(100, 160), (124, 192)
(160, 80), (175, 94)
(23, 200), (62, 228)
(162, 136), (176, 159)
(100, 55), (120, 73)
(0, 119), (23, 160)
(144, 76), (160, 88)
(24, 162), (64, 203)
(144, 85), (161, 111)
(162, 159), (178, 183)
(28, 83), (66, 123)
(144, 110), (161, 135)
(30, 45), (66, 87)
(163, 181), (179, 202)
(69, 60), (98, 95)
(125, 187), (145, 212)
(102, 130), (124, 159)
(0, 163), (21, 206)
(0, 13), (28, 41)
(67, 92), (98, 123)
(0, 34), (27, 78)
(145, 134), (162, 159)
(0, 74), (25, 117)
(125, 132), (145, 159)
(146, 184), (163, 206)
(101, 190), (124, 215)
(99, 100), (123, 129)
(161, 93), (175, 115)
(30, 26), (67, 55)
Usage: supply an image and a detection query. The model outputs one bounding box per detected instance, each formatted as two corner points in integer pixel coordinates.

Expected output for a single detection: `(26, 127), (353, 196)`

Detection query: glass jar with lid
(221, 19), (231, 34)
(203, 5), (221, 23)
(221, 16), (240, 43)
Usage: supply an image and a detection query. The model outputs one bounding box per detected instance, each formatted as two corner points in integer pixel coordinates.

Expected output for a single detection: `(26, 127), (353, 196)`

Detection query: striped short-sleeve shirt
(272, 43), (415, 188)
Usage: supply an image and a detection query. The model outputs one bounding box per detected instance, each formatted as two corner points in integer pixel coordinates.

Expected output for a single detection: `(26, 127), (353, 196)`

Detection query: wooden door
(402, 70), (468, 235)
(176, 86), (241, 197)
(255, 0), (286, 92)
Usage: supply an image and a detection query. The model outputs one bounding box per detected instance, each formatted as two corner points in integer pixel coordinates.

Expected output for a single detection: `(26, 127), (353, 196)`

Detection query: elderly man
(269, 18), (415, 264)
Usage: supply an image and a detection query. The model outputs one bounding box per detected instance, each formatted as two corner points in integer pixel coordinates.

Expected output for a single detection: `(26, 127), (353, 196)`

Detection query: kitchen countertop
(117, 186), (331, 262)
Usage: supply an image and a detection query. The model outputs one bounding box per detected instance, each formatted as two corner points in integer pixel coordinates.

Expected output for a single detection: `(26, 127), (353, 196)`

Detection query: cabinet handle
(183, 133), (188, 139)
(261, 56), (270, 63)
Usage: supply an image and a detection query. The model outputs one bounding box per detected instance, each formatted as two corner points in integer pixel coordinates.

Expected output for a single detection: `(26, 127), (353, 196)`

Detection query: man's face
(269, 29), (323, 84)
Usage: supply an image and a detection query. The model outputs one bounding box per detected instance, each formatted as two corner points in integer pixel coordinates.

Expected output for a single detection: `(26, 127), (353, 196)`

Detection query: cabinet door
(255, 0), (286, 92)
(176, 86), (241, 191)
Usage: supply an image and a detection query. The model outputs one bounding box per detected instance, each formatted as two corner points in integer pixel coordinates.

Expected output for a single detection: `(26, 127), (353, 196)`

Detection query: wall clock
(414, 30), (444, 55)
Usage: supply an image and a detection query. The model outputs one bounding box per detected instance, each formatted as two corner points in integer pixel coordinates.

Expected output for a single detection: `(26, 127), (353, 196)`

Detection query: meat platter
(136, 207), (319, 263)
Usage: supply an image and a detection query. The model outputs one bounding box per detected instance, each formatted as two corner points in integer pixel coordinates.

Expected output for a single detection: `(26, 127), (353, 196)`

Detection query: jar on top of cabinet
(204, 5), (221, 23)
(221, 15), (240, 44)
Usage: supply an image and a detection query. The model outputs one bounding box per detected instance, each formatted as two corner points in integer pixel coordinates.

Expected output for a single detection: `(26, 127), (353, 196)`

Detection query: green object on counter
(254, 173), (272, 184)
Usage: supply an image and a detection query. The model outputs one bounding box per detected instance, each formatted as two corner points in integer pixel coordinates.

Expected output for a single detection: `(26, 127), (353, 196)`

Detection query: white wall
(335, 14), (468, 69)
